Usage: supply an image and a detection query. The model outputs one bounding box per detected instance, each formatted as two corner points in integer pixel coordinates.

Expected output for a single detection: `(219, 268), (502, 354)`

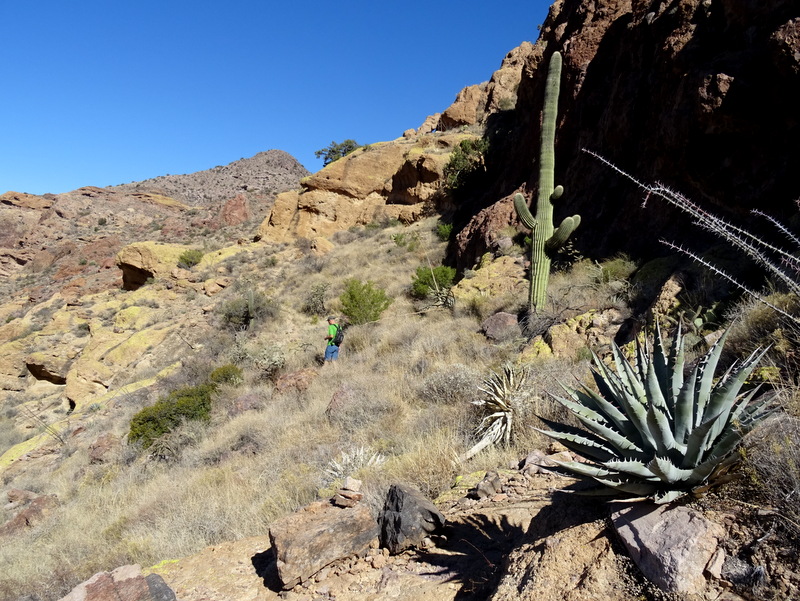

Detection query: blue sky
(1, 1), (551, 195)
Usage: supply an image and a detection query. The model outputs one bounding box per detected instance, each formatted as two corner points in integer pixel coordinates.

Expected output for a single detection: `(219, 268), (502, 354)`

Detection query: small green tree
(339, 279), (393, 325)
(128, 383), (216, 449)
(315, 139), (362, 166)
(411, 265), (456, 299)
(178, 248), (204, 269)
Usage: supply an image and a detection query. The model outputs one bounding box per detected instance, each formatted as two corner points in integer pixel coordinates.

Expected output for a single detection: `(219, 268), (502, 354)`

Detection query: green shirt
(328, 323), (338, 346)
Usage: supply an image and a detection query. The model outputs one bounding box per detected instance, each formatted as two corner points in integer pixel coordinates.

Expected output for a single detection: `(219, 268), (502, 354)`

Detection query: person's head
(327, 316), (337, 323)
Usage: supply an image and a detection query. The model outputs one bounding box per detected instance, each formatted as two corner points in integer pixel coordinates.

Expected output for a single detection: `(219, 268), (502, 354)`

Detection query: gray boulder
(379, 484), (446, 554)
(611, 503), (725, 594)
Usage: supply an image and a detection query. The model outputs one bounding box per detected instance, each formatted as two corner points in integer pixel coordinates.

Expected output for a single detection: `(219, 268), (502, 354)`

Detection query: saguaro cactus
(514, 51), (581, 313)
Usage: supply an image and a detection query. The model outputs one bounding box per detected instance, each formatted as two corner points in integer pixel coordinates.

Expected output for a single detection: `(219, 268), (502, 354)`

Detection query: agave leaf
(576, 384), (639, 441)
(694, 329), (730, 426)
(635, 336), (650, 385)
(599, 346), (657, 452)
(666, 322), (685, 403)
(682, 407), (727, 468)
(652, 322), (672, 404)
(648, 455), (702, 484)
(603, 459), (658, 480)
(590, 475), (659, 496)
(552, 390), (608, 424)
(704, 346), (769, 440)
(646, 401), (678, 455)
(674, 362), (699, 445)
(548, 459), (615, 479)
(570, 411), (647, 458)
(534, 417), (618, 462)
(704, 393), (774, 462)
(652, 489), (687, 504)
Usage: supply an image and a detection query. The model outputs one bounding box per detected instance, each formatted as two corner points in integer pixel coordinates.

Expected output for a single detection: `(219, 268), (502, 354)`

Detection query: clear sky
(1, 1), (551, 196)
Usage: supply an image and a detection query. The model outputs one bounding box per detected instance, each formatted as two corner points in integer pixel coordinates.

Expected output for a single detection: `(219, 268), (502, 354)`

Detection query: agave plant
(536, 325), (773, 503)
(461, 365), (529, 462)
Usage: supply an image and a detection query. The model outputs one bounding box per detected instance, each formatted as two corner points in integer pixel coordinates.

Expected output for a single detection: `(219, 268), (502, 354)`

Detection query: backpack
(332, 324), (345, 346)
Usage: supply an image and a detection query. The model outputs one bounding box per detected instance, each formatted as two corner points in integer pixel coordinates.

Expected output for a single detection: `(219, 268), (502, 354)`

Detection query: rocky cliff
(453, 0), (800, 269)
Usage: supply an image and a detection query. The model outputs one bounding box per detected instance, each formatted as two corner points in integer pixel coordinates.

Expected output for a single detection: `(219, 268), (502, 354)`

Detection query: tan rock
(438, 84), (486, 130)
(115, 241), (189, 290)
(259, 133), (471, 243)
(0, 191), (52, 210)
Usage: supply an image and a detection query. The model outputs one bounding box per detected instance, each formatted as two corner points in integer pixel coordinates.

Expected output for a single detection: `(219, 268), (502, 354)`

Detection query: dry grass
(7, 214), (795, 600)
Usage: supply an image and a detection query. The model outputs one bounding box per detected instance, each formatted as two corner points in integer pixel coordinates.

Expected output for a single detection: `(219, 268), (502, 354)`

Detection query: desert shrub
(417, 364), (482, 405)
(339, 279), (393, 325)
(219, 289), (279, 330)
(391, 231), (420, 251)
(435, 222), (453, 242)
(411, 264), (457, 299)
(128, 383), (216, 449)
(229, 337), (285, 381)
(745, 411), (800, 537)
(597, 254), (637, 283)
(178, 248), (204, 269)
(302, 283), (330, 317)
(209, 364), (243, 387)
(443, 137), (489, 191)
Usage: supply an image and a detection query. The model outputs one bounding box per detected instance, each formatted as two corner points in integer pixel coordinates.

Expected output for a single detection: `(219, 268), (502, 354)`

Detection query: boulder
(88, 433), (120, 465)
(0, 493), (59, 537)
(268, 500), (379, 589)
(481, 312), (521, 341)
(57, 564), (176, 601)
(379, 484), (446, 554)
(611, 503), (725, 594)
(115, 242), (188, 290)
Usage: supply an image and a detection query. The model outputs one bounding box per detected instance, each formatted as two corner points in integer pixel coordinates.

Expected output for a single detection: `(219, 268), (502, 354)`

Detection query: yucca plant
(536, 325), (773, 503)
(461, 365), (529, 461)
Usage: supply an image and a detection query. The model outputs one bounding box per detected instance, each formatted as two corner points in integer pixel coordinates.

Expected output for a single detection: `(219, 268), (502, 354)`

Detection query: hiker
(324, 316), (340, 362)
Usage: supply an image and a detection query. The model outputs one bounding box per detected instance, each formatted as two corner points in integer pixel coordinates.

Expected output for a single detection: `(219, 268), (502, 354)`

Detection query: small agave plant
(536, 325), (773, 503)
(462, 365), (529, 462)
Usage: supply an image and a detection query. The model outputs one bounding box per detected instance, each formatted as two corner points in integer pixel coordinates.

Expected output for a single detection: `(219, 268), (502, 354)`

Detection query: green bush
(435, 222), (453, 242)
(128, 383), (216, 449)
(178, 248), (204, 269)
(339, 279), (393, 325)
(443, 138), (489, 191)
(209, 364), (243, 386)
(220, 289), (279, 330)
(411, 265), (457, 299)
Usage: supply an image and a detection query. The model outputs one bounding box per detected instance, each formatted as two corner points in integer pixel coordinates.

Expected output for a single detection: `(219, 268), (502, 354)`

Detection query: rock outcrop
(259, 134), (473, 242)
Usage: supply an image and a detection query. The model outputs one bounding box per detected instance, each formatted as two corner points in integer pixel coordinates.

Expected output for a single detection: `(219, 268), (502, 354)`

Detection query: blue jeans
(324, 344), (339, 361)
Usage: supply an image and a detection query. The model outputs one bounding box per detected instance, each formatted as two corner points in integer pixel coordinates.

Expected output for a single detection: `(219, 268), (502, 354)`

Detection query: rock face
(268, 499), (380, 589)
(611, 503), (725, 593)
(453, 0), (800, 269)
